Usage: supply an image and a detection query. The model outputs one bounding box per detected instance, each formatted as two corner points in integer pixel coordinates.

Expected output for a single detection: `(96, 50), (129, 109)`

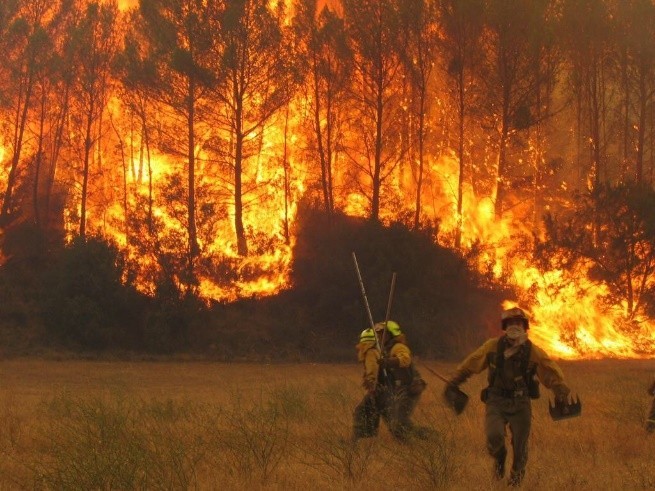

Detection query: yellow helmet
(386, 320), (402, 337)
(501, 307), (529, 330)
(359, 328), (376, 343)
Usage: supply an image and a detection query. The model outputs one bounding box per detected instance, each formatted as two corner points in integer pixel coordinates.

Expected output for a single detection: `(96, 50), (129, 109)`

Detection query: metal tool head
(549, 395), (582, 421)
(444, 384), (469, 415)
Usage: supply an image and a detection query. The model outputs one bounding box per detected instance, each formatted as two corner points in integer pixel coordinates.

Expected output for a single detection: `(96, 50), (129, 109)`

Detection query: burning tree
(342, 0), (405, 222)
(479, 0), (557, 220)
(0, 0), (45, 225)
(137, 0), (216, 289)
(540, 182), (655, 322)
(438, 0), (484, 247)
(614, 0), (655, 183)
(560, 0), (614, 195)
(209, 0), (297, 257)
(66, 1), (120, 240)
(292, 0), (352, 223)
(397, 0), (440, 233)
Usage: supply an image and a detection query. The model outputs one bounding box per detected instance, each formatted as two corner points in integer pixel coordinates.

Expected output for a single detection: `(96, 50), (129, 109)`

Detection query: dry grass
(0, 358), (653, 490)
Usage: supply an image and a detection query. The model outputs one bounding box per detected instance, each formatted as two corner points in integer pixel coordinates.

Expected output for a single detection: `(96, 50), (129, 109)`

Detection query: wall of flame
(0, 0), (652, 359)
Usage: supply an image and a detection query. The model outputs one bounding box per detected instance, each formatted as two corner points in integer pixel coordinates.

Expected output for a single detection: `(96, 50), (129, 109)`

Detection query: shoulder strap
(522, 340), (534, 382)
(488, 337), (506, 387)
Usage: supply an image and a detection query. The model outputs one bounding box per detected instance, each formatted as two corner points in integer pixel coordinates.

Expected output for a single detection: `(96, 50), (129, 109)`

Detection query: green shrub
(40, 235), (145, 350)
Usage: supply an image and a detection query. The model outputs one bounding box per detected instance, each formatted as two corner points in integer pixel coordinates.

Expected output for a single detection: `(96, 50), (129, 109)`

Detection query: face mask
(505, 324), (525, 340)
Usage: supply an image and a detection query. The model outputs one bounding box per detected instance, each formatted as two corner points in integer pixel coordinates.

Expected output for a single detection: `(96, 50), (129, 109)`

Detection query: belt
(490, 388), (528, 398)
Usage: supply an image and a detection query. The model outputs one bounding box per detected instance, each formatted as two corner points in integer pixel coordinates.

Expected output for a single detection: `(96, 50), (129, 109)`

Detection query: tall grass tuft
(395, 430), (457, 489)
(31, 393), (206, 490)
(298, 428), (379, 484)
(214, 391), (291, 484)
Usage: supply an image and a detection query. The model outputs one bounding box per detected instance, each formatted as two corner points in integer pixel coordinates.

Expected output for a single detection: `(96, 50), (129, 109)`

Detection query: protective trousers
(353, 387), (420, 440)
(353, 392), (379, 438)
(485, 394), (531, 483)
(377, 387), (419, 440)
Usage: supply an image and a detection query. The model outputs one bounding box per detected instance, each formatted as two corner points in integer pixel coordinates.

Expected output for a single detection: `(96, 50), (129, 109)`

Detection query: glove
(449, 371), (470, 387)
(377, 356), (400, 369)
(443, 382), (458, 397)
(553, 392), (571, 415)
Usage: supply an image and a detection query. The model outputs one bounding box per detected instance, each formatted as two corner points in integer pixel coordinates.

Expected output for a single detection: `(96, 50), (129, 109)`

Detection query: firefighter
(445, 307), (573, 487)
(646, 378), (655, 432)
(352, 320), (427, 441)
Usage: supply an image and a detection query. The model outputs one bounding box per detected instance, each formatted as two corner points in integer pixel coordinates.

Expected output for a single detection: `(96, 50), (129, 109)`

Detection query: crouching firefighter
(445, 307), (580, 487)
(352, 320), (428, 441)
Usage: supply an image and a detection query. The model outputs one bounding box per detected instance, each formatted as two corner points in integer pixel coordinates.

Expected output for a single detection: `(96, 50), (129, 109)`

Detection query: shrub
(40, 235), (145, 350)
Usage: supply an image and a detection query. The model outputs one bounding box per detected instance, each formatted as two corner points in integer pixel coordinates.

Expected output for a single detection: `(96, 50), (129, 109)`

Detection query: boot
(508, 469), (525, 487)
(493, 448), (507, 480)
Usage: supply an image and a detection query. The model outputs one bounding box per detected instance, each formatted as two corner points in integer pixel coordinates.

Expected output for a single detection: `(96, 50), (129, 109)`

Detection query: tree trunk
(80, 103), (95, 239)
(33, 85), (47, 228)
(1, 72), (34, 223)
(371, 68), (383, 222)
(187, 77), (199, 264)
(455, 64), (465, 248)
(282, 104), (290, 245)
(234, 79), (248, 256)
(636, 67), (647, 182)
(312, 52), (331, 217)
(495, 108), (510, 219)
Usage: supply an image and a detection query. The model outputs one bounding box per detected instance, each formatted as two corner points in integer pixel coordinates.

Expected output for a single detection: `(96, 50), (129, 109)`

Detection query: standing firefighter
(647, 378), (655, 432)
(445, 307), (580, 487)
(353, 320), (427, 441)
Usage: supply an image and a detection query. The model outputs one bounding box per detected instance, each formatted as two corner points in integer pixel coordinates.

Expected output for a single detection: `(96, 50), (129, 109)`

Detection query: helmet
(501, 307), (529, 330)
(359, 328), (376, 343)
(386, 320), (402, 337)
(372, 320), (402, 337)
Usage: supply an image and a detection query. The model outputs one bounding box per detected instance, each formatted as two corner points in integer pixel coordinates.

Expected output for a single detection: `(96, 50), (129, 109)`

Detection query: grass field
(0, 358), (654, 490)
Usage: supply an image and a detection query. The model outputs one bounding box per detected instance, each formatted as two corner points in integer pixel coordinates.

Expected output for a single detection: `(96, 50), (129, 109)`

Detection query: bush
(40, 235), (145, 350)
(285, 207), (507, 359)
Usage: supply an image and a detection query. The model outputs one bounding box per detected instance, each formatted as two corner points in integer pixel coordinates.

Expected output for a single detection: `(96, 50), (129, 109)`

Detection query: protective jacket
(451, 336), (570, 400)
(353, 331), (428, 441)
(356, 334), (412, 390)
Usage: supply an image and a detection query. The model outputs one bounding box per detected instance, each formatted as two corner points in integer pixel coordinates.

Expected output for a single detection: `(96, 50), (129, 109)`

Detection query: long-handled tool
(419, 362), (469, 415)
(383, 272), (396, 328)
(352, 252), (376, 331)
(352, 252), (387, 380)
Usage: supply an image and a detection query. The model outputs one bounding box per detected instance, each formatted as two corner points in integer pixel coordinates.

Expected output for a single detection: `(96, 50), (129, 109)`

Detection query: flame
(117, 0), (137, 11)
(315, 144), (655, 359)
(417, 153), (655, 359)
(64, 95), (305, 303)
(1, 0), (653, 360)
